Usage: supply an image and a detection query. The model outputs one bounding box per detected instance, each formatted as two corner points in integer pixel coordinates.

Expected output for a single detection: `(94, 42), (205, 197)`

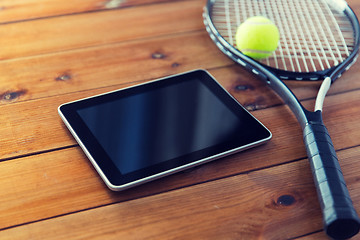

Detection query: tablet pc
(58, 70), (271, 191)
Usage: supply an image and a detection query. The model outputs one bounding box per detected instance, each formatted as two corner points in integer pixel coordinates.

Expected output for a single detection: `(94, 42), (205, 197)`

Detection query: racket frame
(204, 1), (360, 127)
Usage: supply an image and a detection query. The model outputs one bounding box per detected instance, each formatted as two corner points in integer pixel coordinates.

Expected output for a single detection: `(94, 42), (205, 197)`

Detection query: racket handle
(303, 122), (360, 239)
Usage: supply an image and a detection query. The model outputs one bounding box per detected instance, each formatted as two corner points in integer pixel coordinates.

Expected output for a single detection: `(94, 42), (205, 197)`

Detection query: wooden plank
(1, 71), (360, 161)
(0, 0), (359, 239)
(0, 89), (359, 229)
(0, 31), (232, 105)
(1, 29), (360, 108)
(0, 0), (204, 60)
(0, 0), (359, 64)
(1, 65), (360, 160)
(1, 0), (359, 25)
(1, 146), (360, 239)
(0, 0), (176, 23)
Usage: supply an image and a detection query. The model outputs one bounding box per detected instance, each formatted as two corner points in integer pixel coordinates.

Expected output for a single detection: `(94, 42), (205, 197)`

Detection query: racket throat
(315, 77), (332, 112)
(304, 109), (324, 125)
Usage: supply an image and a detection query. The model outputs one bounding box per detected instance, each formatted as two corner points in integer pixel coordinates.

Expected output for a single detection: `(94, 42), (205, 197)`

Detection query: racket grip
(303, 122), (360, 239)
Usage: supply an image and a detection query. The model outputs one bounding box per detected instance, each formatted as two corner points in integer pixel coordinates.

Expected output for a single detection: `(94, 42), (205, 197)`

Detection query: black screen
(77, 78), (244, 174)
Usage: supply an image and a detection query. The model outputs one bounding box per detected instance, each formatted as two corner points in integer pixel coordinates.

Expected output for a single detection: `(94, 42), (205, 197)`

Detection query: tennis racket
(203, 0), (360, 239)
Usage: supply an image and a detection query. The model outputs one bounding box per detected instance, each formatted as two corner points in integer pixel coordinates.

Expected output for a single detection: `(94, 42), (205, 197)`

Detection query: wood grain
(1, 146), (359, 239)
(0, 89), (359, 231)
(1, 0), (360, 239)
(0, 0), (204, 60)
(0, 31), (232, 105)
(1, 75), (360, 161)
(1, 29), (359, 108)
(0, 0), (177, 23)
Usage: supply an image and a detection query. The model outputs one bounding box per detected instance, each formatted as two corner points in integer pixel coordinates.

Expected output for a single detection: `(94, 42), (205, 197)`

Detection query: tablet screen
(59, 70), (271, 190)
(78, 78), (243, 174)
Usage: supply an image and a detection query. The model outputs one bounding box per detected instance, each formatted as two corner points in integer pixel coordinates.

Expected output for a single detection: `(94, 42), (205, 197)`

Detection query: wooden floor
(1, 0), (360, 239)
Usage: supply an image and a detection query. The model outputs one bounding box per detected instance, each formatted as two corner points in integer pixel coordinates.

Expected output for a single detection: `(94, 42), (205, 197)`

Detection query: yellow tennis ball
(236, 16), (280, 60)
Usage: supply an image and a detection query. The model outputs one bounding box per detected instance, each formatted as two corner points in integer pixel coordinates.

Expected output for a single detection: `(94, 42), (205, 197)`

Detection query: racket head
(204, 0), (360, 81)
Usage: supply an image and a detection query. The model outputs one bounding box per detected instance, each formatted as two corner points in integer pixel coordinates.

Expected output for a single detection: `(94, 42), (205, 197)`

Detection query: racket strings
(211, 0), (355, 73)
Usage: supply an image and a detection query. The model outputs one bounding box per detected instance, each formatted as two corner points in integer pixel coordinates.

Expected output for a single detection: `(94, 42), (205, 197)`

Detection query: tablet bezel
(58, 69), (271, 191)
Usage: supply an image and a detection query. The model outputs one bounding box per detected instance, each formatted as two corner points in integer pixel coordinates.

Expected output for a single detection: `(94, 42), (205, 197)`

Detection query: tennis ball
(236, 16), (279, 60)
